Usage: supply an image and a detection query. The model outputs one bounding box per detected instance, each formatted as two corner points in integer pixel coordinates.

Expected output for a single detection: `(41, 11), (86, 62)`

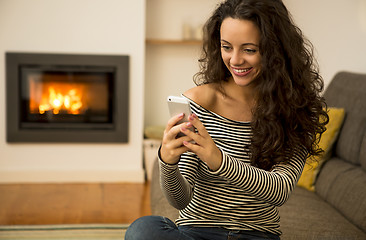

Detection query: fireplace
(6, 52), (129, 143)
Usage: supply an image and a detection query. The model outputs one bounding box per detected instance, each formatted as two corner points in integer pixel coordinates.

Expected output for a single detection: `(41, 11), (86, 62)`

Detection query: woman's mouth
(231, 67), (253, 76)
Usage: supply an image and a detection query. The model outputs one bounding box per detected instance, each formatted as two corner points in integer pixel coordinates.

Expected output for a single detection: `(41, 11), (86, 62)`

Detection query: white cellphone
(167, 95), (193, 137)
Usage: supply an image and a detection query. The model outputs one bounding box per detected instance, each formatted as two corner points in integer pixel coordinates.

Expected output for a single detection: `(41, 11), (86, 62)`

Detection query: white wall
(284, 0), (366, 89)
(144, 0), (218, 128)
(145, 0), (366, 128)
(0, 0), (146, 183)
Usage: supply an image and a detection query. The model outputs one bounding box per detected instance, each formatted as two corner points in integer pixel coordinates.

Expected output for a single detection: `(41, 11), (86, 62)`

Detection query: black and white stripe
(159, 96), (307, 235)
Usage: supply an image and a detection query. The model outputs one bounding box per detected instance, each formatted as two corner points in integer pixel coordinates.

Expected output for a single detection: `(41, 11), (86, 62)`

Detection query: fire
(39, 87), (83, 115)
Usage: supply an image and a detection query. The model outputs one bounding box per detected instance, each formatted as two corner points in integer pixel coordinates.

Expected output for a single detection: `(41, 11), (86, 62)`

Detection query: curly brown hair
(194, 0), (329, 170)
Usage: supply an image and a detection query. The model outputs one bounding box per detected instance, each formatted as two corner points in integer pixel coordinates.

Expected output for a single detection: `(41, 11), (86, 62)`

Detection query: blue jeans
(125, 216), (280, 240)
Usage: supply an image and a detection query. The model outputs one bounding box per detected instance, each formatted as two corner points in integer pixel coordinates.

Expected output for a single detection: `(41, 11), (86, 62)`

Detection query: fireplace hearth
(6, 52), (129, 143)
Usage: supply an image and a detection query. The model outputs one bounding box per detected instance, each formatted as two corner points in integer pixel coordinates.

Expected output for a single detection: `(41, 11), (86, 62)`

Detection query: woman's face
(220, 17), (262, 87)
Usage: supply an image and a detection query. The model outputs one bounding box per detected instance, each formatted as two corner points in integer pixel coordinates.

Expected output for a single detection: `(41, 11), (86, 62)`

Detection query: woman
(126, 0), (328, 239)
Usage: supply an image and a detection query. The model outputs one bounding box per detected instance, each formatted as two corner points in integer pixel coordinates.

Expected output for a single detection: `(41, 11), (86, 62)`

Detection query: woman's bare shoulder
(184, 84), (218, 109)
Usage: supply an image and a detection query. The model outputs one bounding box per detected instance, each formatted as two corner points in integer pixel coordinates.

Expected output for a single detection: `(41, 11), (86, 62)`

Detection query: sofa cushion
(323, 72), (366, 165)
(297, 107), (345, 191)
(279, 187), (366, 240)
(315, 158), (366, 233)
(150, 158), (179, 220)
(360, 133), (366, 171)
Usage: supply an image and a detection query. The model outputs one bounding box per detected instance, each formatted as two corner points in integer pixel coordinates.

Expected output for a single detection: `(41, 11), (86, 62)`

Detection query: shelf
(146, 39), (202, 46)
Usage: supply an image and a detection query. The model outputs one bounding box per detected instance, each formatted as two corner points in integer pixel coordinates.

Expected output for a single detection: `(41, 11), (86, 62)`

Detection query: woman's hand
(160, 113), (194, 165)
(181, 114), (222, 171)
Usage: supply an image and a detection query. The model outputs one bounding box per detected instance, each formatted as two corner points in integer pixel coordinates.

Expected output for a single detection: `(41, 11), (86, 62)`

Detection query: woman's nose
(230, 50), (244, 66)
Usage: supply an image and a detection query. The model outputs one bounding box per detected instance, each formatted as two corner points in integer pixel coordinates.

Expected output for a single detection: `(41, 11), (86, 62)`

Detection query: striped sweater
(159, 96), (307, 235)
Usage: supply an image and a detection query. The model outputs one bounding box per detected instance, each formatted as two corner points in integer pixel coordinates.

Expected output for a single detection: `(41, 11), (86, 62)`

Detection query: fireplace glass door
(21, 67), (114, 129)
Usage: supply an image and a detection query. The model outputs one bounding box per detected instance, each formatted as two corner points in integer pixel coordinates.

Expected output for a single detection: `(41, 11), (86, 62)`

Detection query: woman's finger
(179, 114), (208, 145)
(165, 122), (192, 141)
(183, 139), (202, 152)
(164, 114), (190, 141)
(169, 133), (193, 147)
(165, 113), (185, 133)
(188, 114), (210, 138)
(180, 127), (202, 146)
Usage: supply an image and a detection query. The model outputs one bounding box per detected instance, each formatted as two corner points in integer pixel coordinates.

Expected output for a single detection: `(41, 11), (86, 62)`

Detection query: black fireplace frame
(6, 52), (129, 143)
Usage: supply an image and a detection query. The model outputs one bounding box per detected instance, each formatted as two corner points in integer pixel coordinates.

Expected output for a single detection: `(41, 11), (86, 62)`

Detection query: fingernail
(186, 122), (192, 127)
(183, 141), (189, 146)
(189, 114), (196, 121)
(181, 127), (187, 132)
(178, 113), (184, 118)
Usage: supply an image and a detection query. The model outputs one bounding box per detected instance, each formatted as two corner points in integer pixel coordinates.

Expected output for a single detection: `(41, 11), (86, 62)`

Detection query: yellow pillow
(297, 107), (346, 191)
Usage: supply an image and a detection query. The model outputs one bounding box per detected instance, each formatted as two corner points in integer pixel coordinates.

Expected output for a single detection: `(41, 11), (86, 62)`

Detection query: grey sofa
(150, 71), (366, 239)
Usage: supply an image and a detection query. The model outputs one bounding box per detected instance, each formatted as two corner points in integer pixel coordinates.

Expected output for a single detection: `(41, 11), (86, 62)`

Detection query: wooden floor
(0, 182), (151, 225)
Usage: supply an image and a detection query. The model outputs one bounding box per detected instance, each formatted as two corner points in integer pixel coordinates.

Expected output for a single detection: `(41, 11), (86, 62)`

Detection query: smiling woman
(220, 18), (262, 88)
(126, 0), (328, 239)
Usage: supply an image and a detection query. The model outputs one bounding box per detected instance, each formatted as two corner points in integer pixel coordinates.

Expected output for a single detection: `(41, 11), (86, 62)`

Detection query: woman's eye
(221, 45), (231, 51)
(243, 48), (257, 54)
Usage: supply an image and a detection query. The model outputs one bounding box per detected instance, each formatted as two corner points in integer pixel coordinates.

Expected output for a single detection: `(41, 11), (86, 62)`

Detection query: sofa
(150, 71), (366, 239)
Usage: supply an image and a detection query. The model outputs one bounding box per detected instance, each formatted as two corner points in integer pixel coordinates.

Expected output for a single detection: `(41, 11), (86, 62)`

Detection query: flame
(39, 87), (83, 115)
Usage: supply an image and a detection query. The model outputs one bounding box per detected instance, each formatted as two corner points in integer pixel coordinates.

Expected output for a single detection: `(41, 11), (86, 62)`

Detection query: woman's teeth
(233, 68), (251, 73)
